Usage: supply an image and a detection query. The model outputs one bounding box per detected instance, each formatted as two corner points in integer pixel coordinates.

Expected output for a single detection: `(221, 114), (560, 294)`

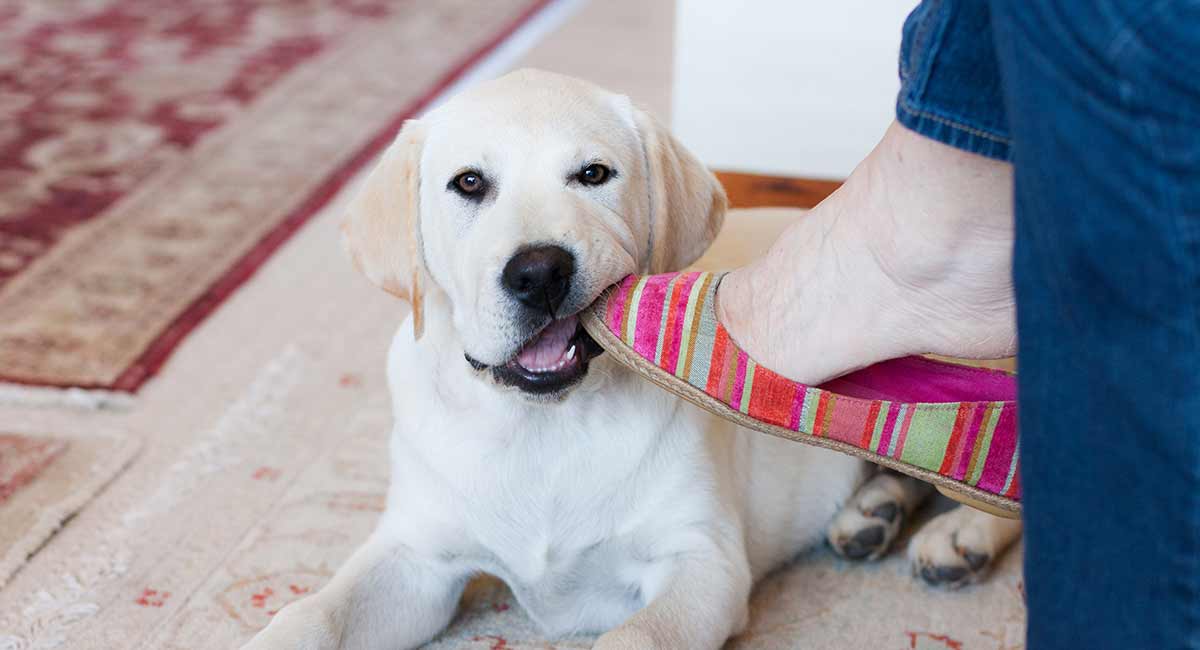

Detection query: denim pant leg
(989, 2), (1200, 648)
(897, 0), (1011, 161)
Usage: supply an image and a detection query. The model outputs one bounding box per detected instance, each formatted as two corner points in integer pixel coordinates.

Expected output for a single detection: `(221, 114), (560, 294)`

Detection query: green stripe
(967, 402), (1002, 485)
(674, 272), (710, 377)
(799, 389), (821, 435)
(899, 406), (958, 471)
(886, 405), (908, 456)
(1001, 441), (1020, 494)
(868, 401), (891, 452)
(623, 277), (650, 344)
(685, 275), (722, 386)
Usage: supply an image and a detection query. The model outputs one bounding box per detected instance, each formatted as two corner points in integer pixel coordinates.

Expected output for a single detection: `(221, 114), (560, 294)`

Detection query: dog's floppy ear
(633, 108), (727, 272)
(341, 120), (429, 338)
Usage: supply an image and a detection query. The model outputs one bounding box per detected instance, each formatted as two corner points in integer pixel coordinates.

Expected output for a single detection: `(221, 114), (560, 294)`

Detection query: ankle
(848, 125), (1017, 359)
(852, 124), (1013, 286)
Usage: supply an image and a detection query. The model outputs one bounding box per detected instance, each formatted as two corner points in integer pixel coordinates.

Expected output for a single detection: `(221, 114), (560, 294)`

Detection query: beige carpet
(0, 1), (1025, 647)
(0, 430), (139, 589)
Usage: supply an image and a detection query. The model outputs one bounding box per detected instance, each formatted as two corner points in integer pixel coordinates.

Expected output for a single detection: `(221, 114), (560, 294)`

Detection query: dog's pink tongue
(516, 315), (577, 370)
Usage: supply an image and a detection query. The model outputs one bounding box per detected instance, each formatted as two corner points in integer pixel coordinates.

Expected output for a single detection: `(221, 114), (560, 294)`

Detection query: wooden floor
(714, 171), (842, 210)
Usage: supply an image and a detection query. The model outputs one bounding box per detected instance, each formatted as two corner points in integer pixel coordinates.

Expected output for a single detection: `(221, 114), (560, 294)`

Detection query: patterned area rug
(0, 432), (139, 587)
(0, 0), (550, 392)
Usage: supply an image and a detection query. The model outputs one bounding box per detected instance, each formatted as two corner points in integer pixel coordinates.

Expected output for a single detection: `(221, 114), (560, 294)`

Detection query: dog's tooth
(566, 345), (576, 360)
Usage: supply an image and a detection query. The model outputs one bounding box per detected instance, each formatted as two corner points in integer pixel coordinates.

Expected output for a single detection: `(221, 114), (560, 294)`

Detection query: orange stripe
(679, 273), (713, 378)
(658, 277), (687, 368)
(721, 343), (740, 403)
(822, 394), (838, 438)
(938, 403), (975, 475)
(748, 369), (798, 428)
(706, 324), (730, 395)
(859, 401), (881, 449)
(812, 392), (833, 437)
(963, 403), (994, 481)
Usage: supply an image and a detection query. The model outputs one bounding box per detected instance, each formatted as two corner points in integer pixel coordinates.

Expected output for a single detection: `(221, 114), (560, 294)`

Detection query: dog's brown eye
(577, 163), (611, 186)
(451, 170), (485, 196)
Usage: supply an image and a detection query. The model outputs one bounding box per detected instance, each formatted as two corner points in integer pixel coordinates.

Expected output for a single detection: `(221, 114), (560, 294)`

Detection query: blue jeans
(899, 1), (1200, 648)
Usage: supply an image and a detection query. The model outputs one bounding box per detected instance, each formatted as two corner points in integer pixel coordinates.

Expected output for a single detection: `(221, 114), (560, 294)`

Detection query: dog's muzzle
(465, 313), (604, 395)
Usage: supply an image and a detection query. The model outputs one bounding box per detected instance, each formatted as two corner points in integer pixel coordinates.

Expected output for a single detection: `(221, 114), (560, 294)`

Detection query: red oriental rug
(0, 0), (550, 392)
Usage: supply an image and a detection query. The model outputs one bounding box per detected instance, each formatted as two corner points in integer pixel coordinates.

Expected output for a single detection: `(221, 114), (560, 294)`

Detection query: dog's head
(342, 69), (725, 398)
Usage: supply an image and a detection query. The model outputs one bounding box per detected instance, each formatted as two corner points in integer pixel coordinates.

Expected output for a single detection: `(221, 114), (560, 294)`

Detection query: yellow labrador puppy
(244, 69), (1020, 650)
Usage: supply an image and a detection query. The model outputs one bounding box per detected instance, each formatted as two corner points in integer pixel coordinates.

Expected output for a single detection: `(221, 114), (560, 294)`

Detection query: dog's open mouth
(467, 314), (603, 395)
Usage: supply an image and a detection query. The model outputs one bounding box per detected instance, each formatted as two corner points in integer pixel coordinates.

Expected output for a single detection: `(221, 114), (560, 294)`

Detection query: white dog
(245, 69), (1021, 650)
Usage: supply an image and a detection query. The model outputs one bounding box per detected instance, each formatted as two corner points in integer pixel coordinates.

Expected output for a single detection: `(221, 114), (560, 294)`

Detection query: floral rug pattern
(0, 0), (547, 390)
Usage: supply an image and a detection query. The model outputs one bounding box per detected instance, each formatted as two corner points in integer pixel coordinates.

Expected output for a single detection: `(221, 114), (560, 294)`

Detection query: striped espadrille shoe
(579, 271), (1021, 517)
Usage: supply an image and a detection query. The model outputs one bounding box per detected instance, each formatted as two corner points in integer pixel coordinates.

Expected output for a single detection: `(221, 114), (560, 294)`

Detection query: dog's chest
(394, 358), (715, 633)
(456, 447), (668, 634)
(477, 528), (649, 635)
(444, 429), (691, 634)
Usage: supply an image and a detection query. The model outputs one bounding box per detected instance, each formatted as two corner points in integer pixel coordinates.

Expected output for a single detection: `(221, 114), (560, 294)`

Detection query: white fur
(245, 70), (1017, 650)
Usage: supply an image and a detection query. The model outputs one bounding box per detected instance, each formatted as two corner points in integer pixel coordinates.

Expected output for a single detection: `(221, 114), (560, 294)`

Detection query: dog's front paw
(240, 600), (337, 650)
(828, 479), (909, 561)
(908, 506), (1018, 589)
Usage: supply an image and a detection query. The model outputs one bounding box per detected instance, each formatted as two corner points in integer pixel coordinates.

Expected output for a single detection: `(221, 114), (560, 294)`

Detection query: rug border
(0, 0), (556, 393)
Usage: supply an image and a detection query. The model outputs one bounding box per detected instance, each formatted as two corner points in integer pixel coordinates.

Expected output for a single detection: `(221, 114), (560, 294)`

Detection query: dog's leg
(828, 470), (933, 560)
(908, 505), (1023, 588)
(242, 532), (466, 650)
(592, 548), (752, 650)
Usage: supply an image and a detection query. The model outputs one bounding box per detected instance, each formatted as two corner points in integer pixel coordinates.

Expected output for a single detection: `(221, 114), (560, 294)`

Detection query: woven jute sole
(580, 294), (1021, 518)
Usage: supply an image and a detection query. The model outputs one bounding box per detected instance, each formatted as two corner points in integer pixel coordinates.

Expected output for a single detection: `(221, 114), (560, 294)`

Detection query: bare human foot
(717, 121), (1016, 385)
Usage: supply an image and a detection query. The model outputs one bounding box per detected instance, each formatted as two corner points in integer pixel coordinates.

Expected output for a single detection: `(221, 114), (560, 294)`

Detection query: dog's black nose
(502, 245), (575, 314)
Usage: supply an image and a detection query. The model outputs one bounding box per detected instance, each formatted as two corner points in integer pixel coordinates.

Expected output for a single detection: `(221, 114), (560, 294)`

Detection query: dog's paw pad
(828, 497), (904, 561)
(909, 511), (997, 589)
(918, 560), (973, 586)
(835, 524), (888, 560)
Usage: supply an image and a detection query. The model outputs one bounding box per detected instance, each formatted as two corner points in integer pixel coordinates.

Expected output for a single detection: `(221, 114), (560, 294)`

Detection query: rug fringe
(0, 384), (135, 411)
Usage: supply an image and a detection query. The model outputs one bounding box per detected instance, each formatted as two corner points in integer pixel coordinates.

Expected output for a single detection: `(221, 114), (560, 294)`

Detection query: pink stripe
(659, 273), (702, 372)
(729, 350), (749, 409)
(953, 404), (989, 480)
(826, 397), (871, 445)
(631, 275), (672, 358)
(876, 403), (901, 455)
(606, 276), (636, 331)
(976, 404), (1019, 493)
(787, 385), (808, 430)
(892, 406), (916, 459)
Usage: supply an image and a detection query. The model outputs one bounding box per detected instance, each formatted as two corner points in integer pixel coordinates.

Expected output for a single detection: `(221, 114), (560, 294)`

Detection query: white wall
(673, 1), (917, 179)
